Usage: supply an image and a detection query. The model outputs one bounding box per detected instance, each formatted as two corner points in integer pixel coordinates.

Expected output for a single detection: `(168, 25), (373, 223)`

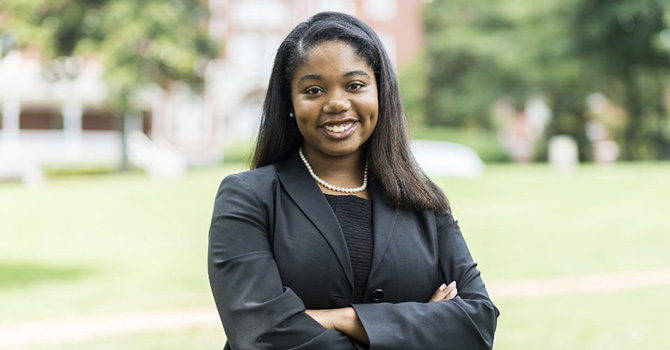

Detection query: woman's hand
(306, 307), (369, 344)
(428, 281), (458, 302)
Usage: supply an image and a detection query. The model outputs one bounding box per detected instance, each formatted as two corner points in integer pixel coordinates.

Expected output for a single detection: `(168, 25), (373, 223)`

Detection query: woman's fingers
(446, 286), (458, 300)
(428, 281), (457, 302)
(428, 283), (447, 302)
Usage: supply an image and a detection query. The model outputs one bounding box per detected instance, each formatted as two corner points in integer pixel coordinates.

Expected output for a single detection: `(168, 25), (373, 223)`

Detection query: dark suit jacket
(208, 152), (499, 350)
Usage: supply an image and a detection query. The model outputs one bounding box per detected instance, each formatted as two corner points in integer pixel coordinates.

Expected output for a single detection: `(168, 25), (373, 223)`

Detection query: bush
(222, 141), (255, 165)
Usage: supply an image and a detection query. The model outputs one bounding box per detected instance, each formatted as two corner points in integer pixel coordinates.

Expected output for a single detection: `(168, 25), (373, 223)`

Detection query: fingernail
(439, 283), (447, 291)
(448, 281), (456, 288)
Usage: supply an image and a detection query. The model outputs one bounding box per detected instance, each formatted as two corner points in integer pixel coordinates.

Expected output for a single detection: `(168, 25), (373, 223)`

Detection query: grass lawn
(2, 162), (669, 349)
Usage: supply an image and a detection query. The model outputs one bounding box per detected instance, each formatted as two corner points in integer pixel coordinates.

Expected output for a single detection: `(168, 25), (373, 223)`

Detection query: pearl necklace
(298, 148), (368, 193)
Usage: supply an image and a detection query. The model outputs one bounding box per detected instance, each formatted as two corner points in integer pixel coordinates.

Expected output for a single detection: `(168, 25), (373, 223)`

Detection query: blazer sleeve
(208, 174), (357, 350)
(351, 213), (499, 350)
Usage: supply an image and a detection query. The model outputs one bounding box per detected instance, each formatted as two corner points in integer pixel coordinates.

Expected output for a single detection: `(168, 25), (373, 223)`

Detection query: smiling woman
(208, 11), (499, 350)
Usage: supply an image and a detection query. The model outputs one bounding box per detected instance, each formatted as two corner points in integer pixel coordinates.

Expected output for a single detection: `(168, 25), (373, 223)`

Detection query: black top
(324, 194), (374, 303)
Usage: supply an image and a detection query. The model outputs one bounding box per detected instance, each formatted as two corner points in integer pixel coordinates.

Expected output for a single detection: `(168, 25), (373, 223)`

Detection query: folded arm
(307, 214), (498, 350)
(306, 281), (459, 344)
(208, 174), (358, 350)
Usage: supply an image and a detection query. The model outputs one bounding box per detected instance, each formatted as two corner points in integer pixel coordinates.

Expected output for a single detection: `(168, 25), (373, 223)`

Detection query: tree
(0, 0), (218, 169)
(571, 0), (669, 160)
(422, 0), (670, 160)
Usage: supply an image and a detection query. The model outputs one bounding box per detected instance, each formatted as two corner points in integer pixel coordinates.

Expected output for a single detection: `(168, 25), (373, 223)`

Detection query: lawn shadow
(0, 261), (95, 289)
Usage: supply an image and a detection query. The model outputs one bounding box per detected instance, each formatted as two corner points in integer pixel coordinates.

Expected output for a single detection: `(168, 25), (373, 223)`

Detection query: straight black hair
(251, 11), (449, 214)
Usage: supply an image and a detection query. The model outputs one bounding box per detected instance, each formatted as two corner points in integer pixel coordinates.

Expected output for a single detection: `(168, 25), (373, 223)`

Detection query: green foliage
(222, 141), (255, 165)
(422, 0), (670, 160)
(0, 0), (218, 113)
(422, 0), (531, 128)
(398, 52), (428, 126)
(569, 0), (670, 159)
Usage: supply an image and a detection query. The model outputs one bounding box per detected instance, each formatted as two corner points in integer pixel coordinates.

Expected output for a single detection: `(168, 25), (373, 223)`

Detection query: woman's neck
(301, 146), (368, 196)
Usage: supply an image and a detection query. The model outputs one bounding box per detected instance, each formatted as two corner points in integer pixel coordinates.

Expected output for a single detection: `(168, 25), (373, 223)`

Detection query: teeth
(324, 122), (354, 133)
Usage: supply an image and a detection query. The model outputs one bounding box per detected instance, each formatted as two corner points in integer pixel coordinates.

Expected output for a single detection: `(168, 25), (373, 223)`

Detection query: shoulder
(215, 164), (280, 203)
(411, 207), (458, 235)
(435, 211), (457, 229)
(222, 164), (279, 188)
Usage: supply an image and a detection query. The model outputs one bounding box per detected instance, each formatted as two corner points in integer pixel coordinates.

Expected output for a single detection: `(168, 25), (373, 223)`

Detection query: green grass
(495, 285), (670, 350)
(0, 166), (241, 323)
(438, 163), (670, 281)
(2, 162), (669, 349)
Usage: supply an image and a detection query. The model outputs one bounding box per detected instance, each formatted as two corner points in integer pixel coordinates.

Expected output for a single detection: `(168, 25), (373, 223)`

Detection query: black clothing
(324, 194), (374, 304)
(208, 152), (499, 350)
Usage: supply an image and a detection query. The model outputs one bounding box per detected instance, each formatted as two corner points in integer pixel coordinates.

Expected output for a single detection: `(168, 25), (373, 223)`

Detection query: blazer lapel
(368, 180), (398, 278)
(277, 153), (355, 290)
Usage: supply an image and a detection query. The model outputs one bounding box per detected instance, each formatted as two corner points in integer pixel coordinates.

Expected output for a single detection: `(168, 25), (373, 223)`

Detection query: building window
(376, 31), (397, 67)
(227, 34), (282, 77)
(230, 0), (289, 30)
(363, 0), (397, 21)
(316, 0), (355, 15)
(82, 109), (117, 131)
(19, 108), (62, 130)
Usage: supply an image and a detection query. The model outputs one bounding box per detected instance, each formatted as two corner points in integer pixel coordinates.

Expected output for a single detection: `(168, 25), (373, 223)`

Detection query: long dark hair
(251, 12), (449, 214)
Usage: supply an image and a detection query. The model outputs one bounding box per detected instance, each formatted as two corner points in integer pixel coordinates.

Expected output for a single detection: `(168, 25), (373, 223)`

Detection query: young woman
(208, 12), (499, 350)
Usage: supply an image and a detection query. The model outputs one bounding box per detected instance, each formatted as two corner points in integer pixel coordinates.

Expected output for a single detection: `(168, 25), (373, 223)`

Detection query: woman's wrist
(306, 307), (369, 344)
(334, 307), (369, 344)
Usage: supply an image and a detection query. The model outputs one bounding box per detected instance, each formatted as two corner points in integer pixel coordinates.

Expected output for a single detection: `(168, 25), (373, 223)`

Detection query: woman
(208, 12), (499, 350)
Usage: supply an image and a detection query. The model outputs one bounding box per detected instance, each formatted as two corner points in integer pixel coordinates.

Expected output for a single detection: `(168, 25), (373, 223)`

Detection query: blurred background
(0, 0), (669, 349)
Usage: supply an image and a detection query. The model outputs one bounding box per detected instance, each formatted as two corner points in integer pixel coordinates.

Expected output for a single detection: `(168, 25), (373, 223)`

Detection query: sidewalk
(0, 308), (220, 349)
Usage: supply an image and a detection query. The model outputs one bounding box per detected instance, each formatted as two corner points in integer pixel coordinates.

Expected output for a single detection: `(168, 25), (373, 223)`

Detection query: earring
(289, 112), (294, 118)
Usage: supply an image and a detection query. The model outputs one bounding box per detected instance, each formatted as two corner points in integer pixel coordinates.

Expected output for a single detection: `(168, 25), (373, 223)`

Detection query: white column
(62, 101), (83, 139)
(62, 101), (83, 156)
(2, 98), (20, 149)
(151, 96), (162, 141)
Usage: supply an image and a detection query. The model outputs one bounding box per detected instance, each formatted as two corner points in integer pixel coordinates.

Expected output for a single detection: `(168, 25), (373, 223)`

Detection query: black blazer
(208, 152), (499, 350)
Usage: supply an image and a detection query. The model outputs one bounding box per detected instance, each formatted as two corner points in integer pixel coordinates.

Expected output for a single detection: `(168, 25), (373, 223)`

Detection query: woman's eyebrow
(297, 70), (370, 85)
(343, 70), (371, 78)
(297, 74), (322, 85)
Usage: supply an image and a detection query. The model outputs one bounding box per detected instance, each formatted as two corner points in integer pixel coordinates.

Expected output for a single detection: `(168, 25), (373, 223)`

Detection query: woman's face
(290, 41), (378, 159)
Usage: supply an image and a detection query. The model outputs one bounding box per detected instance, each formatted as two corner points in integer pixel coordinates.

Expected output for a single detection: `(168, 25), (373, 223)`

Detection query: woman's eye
(349, 82), (365, 90)
(305, 87), (322, 95)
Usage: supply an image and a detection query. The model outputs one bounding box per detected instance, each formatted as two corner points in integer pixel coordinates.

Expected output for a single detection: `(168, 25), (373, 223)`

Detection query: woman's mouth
(321, 121), (358, 139)
(324, 121), (354, 133)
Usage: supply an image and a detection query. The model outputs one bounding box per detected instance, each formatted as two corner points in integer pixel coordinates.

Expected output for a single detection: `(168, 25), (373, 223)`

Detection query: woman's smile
(321, 120), (359, 139)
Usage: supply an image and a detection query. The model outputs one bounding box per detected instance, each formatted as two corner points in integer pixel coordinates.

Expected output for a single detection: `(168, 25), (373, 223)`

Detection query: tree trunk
(622, 68), (642, 161)
(119, 113), (130, 171)
(654, 72), (670, 160)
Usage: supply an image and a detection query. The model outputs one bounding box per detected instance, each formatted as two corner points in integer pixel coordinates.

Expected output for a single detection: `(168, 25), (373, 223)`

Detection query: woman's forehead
(294, 41), (372, 78)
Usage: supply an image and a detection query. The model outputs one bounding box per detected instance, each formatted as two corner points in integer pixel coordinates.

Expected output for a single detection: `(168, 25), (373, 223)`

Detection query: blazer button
(371, 289), (384, 302)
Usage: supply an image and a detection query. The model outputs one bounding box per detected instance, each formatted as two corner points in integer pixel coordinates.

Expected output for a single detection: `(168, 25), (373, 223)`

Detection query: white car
(411, 140), (485, 178)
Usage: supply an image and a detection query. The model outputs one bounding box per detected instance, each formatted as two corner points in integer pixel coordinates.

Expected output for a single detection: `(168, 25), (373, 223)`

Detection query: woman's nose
(322, 94), (351, 114)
